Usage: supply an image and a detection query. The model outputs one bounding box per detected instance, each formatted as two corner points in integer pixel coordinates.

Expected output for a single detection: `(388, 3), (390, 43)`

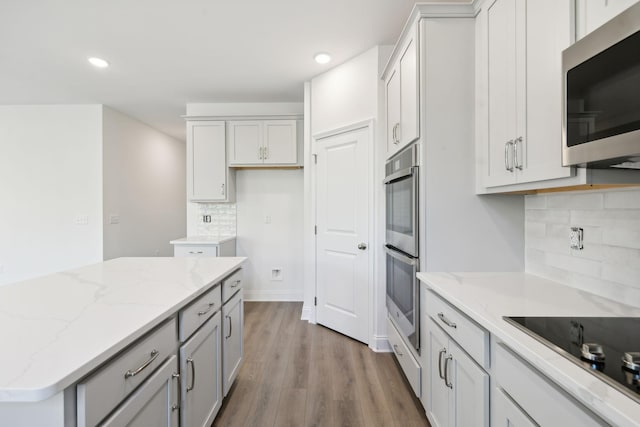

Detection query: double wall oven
(384, 144), (420, 351)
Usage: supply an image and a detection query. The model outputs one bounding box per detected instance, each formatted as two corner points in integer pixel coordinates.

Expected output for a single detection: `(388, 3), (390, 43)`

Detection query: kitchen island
(418, 272), (640, 427)
(0, 256), (245, 426)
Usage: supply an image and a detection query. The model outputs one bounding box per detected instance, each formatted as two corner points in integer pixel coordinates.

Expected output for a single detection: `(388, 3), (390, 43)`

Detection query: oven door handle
(383, 166), (415, 184)
(384, 246), (418, 266)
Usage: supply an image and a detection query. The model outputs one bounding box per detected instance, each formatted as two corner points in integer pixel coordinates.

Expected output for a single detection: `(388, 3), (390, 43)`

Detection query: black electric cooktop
(504, 316), (640, 403)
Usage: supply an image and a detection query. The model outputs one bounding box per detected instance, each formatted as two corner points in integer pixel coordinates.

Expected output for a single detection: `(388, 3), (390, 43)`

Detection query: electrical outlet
(265, 215), (271, 224)
(271, 268), (283, 281)
(569, 227), (584, 250)
(202, 215), (211, 223)
(109, 214), (120, 224)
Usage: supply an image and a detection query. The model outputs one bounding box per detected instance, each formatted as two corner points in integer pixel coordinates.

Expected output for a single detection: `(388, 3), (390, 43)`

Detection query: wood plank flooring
(213, 302), (430, 427)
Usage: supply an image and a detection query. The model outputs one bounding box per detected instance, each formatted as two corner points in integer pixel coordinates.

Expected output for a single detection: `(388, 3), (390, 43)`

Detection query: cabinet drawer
(174, 245), (218, 257)
(387, 316), (421, 397)
(221, 268), (242, 304)
(425, 291), (489, 369)
(495, 343), (606, 426)
(179, 284), (222, 342)
(77, 318), (177, 427)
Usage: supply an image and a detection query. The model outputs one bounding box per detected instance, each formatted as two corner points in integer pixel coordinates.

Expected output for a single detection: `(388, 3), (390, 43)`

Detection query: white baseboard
(300, 303), (316, 323)
(243, 289), (304, 302)
(370, 335), (392, 352)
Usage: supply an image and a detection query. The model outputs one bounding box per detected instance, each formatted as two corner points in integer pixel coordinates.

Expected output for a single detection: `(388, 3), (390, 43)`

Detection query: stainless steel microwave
(562, 2), (640, 168)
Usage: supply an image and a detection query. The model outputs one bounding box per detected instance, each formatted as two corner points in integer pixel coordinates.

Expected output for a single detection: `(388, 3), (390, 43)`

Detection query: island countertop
(0, 256), (245, 402)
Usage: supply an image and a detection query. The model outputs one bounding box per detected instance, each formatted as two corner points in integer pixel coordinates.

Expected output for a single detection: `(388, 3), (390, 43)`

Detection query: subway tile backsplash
(194, 203), (236, 236)
(525, 187), (640, 308)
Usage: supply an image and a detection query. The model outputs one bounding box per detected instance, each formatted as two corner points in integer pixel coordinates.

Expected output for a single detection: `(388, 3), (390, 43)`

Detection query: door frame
(305, 117), (376, 347)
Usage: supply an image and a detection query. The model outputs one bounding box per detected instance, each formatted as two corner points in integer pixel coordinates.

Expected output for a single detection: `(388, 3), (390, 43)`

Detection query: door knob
(357, 243), (367, 250)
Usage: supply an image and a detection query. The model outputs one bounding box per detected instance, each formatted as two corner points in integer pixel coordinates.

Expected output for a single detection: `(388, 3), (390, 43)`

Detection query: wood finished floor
(213, 301), (430, 427)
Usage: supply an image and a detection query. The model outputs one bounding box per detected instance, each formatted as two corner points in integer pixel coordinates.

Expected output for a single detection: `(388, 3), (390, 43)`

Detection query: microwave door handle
(383, 167), (415, 184)
(384, 246), (418, 266)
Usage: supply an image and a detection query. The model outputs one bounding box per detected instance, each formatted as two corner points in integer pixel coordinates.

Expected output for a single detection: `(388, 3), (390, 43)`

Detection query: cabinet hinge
(313, 154), (317, 164)
(314, 296), (317, 306)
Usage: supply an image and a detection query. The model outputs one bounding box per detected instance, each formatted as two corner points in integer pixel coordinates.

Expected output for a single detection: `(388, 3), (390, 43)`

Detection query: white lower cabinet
(493, 343), (607, 426)
(493, 387), (536, 427)
(101, 355), (180, 427)
(426, 317), (489, 427)
(179, 311), (223, 427)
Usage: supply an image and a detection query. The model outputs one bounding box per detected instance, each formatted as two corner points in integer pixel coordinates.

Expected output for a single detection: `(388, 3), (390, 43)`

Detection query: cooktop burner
(504, 316), (640, 404)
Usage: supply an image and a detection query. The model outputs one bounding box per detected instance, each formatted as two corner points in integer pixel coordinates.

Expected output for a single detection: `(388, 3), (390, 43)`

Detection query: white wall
(525, 187), (640, 308)
(0, 105), (103, 285)
(236, 169), (304, 300)
(306, 46), (391, 349)
(102, 107), (186, 260)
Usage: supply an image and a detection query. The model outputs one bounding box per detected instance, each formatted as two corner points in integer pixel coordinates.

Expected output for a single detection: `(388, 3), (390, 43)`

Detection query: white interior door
(315, 125), (370, 344)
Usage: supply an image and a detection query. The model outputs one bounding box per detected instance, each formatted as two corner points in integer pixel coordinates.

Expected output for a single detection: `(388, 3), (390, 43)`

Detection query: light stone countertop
(170, 236), (236, 245)
(0, 256), (245, 402)
(417, 272), (640, 427)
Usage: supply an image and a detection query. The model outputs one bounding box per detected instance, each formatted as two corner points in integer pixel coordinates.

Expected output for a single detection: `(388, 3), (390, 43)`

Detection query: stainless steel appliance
(562, 2), (640, 168)
(505, 316), (640, 403)
(384, 144), (419, 257)
(384, 144), (420, 351)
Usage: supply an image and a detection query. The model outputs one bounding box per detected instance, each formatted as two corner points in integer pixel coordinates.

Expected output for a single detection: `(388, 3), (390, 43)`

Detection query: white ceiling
(0, 0), (458, 140)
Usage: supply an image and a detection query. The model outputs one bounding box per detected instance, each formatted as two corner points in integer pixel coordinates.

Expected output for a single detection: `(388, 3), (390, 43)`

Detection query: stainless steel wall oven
(384, 144), (420, 351)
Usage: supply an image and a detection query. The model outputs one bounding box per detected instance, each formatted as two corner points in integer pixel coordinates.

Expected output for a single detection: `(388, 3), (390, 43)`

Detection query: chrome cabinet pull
(258, 147), (262, 159)
(264, 146), (269, 159)
(437, 312), (457, 329)
(186, 357), (195, 392)
(392, 123), (397, 144)
(197, 302), (215, 316)
(230, 280), (240, 288)
(171, 372), (180, 411)
(225, 315), (232, 339)
(504, 140), (514, 172)
(357, 243), (367, 250)
(394, 123), (401, 144)
(188, 251), (204, 254)
(514, 136), (523, 170)
(124, 349), (159, 378)
(393, 344), (403, 356)
(220, 183), (225, 195)
(438, 348), (447, 379)
(444, 355), (453, 388)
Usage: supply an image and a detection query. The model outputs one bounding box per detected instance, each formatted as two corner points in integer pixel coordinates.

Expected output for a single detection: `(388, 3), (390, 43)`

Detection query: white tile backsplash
(525, 187), (640, 307)
(194, 203), (236, 236)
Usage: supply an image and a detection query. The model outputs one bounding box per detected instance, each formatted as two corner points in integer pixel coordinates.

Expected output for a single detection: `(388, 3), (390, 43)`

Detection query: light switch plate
(569, 227), (584, 250)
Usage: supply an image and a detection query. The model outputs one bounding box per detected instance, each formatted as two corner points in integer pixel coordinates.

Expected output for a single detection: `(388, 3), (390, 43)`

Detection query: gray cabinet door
(180, 311), (222, 427)
(223, 290), (244, 396)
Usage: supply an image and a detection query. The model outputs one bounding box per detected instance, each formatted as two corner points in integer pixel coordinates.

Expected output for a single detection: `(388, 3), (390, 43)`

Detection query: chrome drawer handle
(438, 348), (447, 379)
(197, 302), (215, 316)
(438, 312), (457, 329)
(230, 280), (240, 288)
(444, 355), (453, 389)
(226, 315), (233, 339)
(393, 344), (403, 357)
(188, 251), (204, 254)
(124, 349), (159, 378)
(186, 358), (195, 392)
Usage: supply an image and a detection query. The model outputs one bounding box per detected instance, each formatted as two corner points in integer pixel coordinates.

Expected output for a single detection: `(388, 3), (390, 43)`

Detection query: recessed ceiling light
(88, 57), (109, 68)
(314, 53), (331, 64)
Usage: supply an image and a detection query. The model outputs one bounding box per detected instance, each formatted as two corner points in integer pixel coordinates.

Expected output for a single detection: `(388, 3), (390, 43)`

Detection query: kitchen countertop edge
(417, 271), (640, 427)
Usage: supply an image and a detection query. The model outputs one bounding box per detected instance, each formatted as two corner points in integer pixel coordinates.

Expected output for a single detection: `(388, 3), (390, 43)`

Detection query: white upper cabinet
(384, 23), (419, 158)
(575, 0), (640, 40)
(228, 119), (299, 166)
(187, 121), (234, 202)
(478, 0), (573, 191)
